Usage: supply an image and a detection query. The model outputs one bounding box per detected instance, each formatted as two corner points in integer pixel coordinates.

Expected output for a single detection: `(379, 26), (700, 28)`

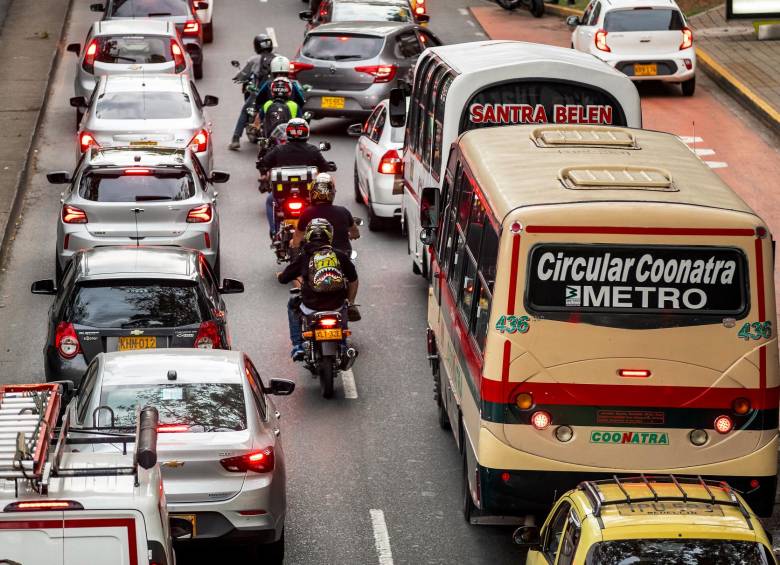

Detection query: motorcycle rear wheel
(319, 360), (335, 399)
(530, 0), (545, 17)
(497, 0), (522, 10)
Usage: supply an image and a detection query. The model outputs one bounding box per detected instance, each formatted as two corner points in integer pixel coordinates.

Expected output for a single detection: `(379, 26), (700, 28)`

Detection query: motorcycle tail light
(220, 447), (274, 473)
(189, 129), (208, 153)
(285, 199), (304, 217)
(171, 40), (186, 73)
(62, 204), (88, 224)
(318, 318), (338, 328)
(82, 39), (98, 74)
(187, 203), (212, 223)
(55, 322), (81, 359)
(194, 320), (222, 349)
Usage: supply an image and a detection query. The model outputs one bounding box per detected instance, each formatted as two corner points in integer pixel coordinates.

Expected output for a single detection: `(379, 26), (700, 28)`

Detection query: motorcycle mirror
(267, 379), (295, 396)
(202, 95), (219, 107)
(353, 217), (364, 226)
(230, 59), (240, 68)
(318, 141), (331, 152)
(219, 278), (244, 294)
(327, 161), (338, 172)
(302, 84), (313, 92)
(347, 123), (363, 137)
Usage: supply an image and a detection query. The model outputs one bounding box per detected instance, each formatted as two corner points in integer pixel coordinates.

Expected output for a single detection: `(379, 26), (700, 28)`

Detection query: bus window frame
(421, 63), (446, 171)
(405, 54), (433, 157)
(458, 77), (628, 134)
(431, 72), (454, 182)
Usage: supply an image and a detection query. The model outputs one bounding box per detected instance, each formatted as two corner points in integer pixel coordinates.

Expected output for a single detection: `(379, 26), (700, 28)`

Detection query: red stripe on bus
(502, 340), (511, 383)
(404, 179), (419, 203)
(506, 235), (521, 314)
(754, 237), (767, 391)
(0, 518), (137, 563)
(525, 226), (755, 237)
(481, 380), (780, 410)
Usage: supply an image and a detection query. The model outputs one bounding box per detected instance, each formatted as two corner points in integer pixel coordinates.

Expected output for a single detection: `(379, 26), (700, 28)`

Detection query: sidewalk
(0, 0), (72, 266)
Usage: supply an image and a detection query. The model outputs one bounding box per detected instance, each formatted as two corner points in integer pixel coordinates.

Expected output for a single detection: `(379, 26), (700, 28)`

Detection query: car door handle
(274, 411), (281, 420)
(273, 427), (281, 437)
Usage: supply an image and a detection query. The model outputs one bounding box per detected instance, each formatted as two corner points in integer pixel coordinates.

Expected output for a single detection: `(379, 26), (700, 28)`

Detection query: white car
(350, 98), (405, 231)
(567, 0), (696, 96)
(195, 0), (214, 43)
(71, 349), (295, 564)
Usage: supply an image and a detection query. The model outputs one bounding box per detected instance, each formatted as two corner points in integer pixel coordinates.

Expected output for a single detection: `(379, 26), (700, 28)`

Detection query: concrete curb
(540, 2), (780, 135)
(0, 0), (76, 270)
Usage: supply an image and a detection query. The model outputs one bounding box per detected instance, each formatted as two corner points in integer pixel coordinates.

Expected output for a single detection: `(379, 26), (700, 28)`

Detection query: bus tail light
(680, 27), (693, 50)
(714, 415), (733, 434)
(595, 29), (610, 52)
(515, 393), (533, 410)
(530, 411), (551, 430)
(732, 397), (751, 415)
(618, 369), (651, 378)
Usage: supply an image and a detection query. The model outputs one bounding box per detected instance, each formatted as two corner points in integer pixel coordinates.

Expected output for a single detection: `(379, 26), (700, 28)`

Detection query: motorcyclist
(256, 56), (306, 108)
(258, 78), (300, 138)
(278, 219), (359, 360)
(257, 118), (330, 240)
(228, 34), (276, 151)
(292, 173), (360, 255)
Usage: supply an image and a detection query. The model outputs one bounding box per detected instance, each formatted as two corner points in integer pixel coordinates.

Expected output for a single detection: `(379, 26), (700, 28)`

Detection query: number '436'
(495, 315), (530, 334)
(738, 321), (772, 340)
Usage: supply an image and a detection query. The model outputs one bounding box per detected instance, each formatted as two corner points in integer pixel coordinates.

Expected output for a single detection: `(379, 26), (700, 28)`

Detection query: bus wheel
(422, 249), (430, 280)
(434, 365), (450, 430)
(462, 452), (476, 523)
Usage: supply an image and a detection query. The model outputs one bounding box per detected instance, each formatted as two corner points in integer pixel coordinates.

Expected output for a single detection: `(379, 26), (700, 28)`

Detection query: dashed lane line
(706, 161), (728, 169)
(370, 509), (394, 565)
(342, 369), (358, 399)
(679, 136), (703, 144)
(458, 8), (469, 15)
(693, 148), (715, 157)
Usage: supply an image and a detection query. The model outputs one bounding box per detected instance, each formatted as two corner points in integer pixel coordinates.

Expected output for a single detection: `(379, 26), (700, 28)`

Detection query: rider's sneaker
(290, 346), (305, 361)
(228, 137), (240, 151)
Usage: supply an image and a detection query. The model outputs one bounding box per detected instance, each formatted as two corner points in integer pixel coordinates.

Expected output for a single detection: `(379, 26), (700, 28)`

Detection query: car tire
(75, 109), (84, 130)
(55, 254), (63, 286)
(367, 200), (384, 232)
(353, 162), (363, 204)
(203, 22), (213, 44)
(194, 62), (204, 80)
(265, 530), (285, 565)
(681, 77), (695, 97)
(462, 451), (476, 523)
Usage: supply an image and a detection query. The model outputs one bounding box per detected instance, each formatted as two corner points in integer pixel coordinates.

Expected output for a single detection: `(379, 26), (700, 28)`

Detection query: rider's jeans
(266, 194), (277, 238)
(232, 96), (255, 139)
(287, 300), (348, 349)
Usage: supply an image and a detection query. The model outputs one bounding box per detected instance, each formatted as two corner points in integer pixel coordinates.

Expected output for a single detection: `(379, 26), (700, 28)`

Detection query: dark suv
(90, 0), (206, 79)
(31, 246), (243, 384)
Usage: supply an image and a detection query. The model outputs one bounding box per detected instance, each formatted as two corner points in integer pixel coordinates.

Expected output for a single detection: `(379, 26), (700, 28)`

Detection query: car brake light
(220, 448), (274, 473)
(171, 40), (186, 73)
(680, 26), (693, 50)
(182, 20), (200, 36)
(79, 131), (98, 153)
(714, 415), (733, 434)
(187, 203), (212, 223)
(285, 199), (304, 217)
(194, 320), (222, 349)
(189, 129), (208, 153)
(123, 168), (151, 175)
(289, 61), (314, 77)
(378, 149), (402, 175)
(55, 322), (81, 359)
(618, 369), (651, 378)
(82, 39), (98, 74)
(318, 318), (338, 328)
(354, 64), (397, 83)
(4, 500), (84, 512)
(158, 424), (190, 433)
(595, 29), (610, 52)
(62, 204), (88, 224)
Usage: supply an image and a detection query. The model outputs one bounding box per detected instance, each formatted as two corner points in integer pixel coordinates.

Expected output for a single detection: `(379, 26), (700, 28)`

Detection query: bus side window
(447, 169), (471, 294)
(440, 163), (463, 276)
(473, 222), (498, 351)
(431, 74), (453, 180)
(421, 64), (444, 171)
(408, 56), (433, 156)
(458, 196), (487, 325)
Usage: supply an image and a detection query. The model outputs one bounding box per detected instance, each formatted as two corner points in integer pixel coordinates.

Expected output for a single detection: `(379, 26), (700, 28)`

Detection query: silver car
(47, 146), (228, 276)
(292, 21), (441, 120)
(73, 74), (217, 173)
(67, 348), (294, 563)
(66, 19), (192, 126)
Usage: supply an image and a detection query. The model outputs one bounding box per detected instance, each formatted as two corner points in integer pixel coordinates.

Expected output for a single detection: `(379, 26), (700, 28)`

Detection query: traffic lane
(470, 3), (780, 315)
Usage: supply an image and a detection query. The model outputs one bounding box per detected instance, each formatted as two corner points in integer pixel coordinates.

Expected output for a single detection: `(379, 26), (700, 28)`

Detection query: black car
(31, 246), (243, 384)
(89, 0), (206, 78)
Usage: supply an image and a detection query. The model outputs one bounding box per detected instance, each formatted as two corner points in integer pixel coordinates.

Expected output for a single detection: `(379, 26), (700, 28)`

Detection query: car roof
(100, 349), (245, 386)
(73, 246), (200, 281)
(458, 124), (756, 221)
(84, 147), (190, 168)
(94, 18), (174, 35)
(101, 74), (187, 93)
(603, 0), (679, 9)
(309, 20), (416, 36)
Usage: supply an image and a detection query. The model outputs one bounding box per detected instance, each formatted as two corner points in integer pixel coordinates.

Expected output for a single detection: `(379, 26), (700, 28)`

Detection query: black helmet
(254, 34), (273, 54)
(270, 78), (293, 100)
(305, 218), (334, 246)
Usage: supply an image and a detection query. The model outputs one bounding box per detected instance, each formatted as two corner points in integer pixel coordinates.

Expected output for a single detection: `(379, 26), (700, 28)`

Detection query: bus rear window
(525, 244), (748, 327)
(460, 80), (627, 132)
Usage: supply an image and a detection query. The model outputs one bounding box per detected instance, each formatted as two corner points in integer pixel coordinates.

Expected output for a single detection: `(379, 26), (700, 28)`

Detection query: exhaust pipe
(341, 347), (358, 371)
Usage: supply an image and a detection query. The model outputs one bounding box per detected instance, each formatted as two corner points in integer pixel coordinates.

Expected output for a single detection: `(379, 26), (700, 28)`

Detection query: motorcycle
(230, 60), (266, 144)
(496, 0), (544, 17)
(269, 165), (320, 263)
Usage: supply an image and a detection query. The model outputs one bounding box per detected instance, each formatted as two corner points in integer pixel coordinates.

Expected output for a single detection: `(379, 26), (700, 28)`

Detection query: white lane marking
(342, 369), (358, 399)
(706, 161), (729, 169)
(680, 136), (703, 144)
(466, 19), (476, 27)
(681, 137), (727, 170)
(266, 27), (277, 48)
(458, 8), (469, 15)
(260, 0), (268, 3)
(693, 148), (715, 156)
(475, 31), (486, 36)
(370, 509), (394, 565)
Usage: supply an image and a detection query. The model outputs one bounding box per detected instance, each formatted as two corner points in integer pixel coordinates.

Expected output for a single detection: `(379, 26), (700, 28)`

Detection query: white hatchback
(568, 0), (696, 96)
(350, 98), (406, 231)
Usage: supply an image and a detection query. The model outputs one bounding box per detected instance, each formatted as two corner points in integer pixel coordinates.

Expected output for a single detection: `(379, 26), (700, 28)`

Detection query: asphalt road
(0, 0), (778, 563)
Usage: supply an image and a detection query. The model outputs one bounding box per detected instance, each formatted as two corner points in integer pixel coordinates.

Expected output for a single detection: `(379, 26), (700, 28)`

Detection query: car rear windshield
(79, 170), (195, 202)
(95, 91), (192, 119)
(110, 0), (189, 17)
(95, 35), (173, 65)
(604, 8), (685, 32)
(68, 281), (204, 328)
(100, 383), (247, 431)
(586, 539), (771, 564)
(332, 4), (413, 22)
(301, 34), (383, 61)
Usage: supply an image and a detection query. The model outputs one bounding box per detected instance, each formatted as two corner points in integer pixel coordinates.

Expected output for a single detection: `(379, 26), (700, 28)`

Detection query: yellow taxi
(515, 476), (777, 564)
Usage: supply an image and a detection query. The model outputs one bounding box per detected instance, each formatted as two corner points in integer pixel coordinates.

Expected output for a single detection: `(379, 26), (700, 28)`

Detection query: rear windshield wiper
(333, 55), (362, 61)
(135, 195), (172, 201)
(147, 12), (172, 16)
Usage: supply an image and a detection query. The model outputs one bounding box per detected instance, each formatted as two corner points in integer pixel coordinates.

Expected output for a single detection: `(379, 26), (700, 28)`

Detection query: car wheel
(681, 77), (696, 97)
(353, 162), (363, 204)
(75, 109), (83, 129)
(203, 22), (213, 43)
(265, 530), (285, 565)
(367, 200), (384, 232)
(462, 451), (476, 522)
(55, 254), (63, 286)
(193, 62), (204, 80)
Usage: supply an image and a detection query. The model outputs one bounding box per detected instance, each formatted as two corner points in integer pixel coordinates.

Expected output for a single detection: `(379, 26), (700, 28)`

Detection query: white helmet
(270, 55), (291, 76)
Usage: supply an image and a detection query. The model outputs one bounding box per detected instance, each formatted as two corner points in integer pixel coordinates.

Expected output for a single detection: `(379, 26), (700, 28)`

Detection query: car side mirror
(299, 10), (313, 20)
(566, 15), (581, 27)
(302, 84), (313, 92)
(210, 170), (230, 183)
(31, 279), (57, 295)
(202, 95), (219, 107)
(70, 96), (88, 109)
(319, 141), (331, 152)
(416, 14), (430, 23)
(268, 378), (295, 396)
(420, 186), (439, 229)
(512, 525), (541, 548)
(67, 43), (81, 55)
(353, 217), (364, 226)
(89, 2), (105, 12)
(195, 1), (209, 8)
(326, 161), (338, 172)
(388, 87), (406, 127)
(47, 171), (72, 185)
(302, 111), (313, 122)
(219, 278), (244, 294)
(347, 123), (363, 137)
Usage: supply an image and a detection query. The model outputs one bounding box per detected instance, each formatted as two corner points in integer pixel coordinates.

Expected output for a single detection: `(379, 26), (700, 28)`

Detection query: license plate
(129, 140), (159, 146)
(314, 328), (342, 340)
(283, 219), (298, 227)
(634, 63), (657, 76)
(118, 336), (157, 351)
(170, 513), (197, 537)
(321, 96), (345, 109)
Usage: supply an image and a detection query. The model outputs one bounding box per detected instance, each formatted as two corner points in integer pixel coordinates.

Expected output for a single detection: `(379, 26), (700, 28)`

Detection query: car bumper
(74, 73), (97, 101)
(44, 347), (88, 385)
(369, 174), (403, 218)
(183, 39), (203, 63)
(597, 50), (696, 82)
(304, 84), (393, 119)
